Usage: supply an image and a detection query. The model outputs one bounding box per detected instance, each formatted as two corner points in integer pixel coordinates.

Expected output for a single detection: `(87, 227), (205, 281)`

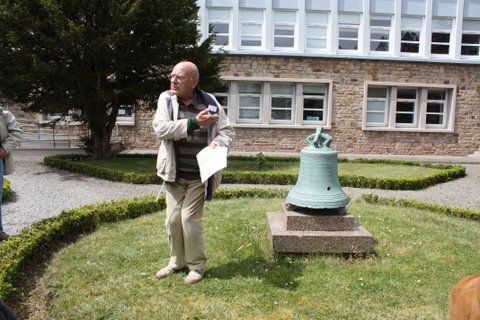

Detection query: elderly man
(152, 61), (234, 284)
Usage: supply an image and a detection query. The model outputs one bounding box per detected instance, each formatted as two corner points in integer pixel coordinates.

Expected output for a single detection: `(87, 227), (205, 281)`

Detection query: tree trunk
(91, 127), (112, 158)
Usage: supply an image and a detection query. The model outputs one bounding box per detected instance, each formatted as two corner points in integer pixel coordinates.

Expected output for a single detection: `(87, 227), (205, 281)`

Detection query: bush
(360, 194), (480, 221)
(44, 154), (466, 190)
(3, 179), (11, 202)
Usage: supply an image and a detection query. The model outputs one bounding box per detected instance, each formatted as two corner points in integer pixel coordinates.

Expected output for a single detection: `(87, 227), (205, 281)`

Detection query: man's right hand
(0, 147), (7, 160)
(196, 108), (219, 127)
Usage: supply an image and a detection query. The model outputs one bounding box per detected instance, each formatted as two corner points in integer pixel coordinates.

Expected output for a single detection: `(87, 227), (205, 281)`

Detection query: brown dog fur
(449, 274), (480, 320)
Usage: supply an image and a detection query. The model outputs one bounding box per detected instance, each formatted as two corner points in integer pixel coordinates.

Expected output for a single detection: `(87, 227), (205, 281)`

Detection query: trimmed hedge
(3, 179), (11, 202)
(0, 188), (286, 301)
(360, 194), (480, 221)
(44, 154), (466, 190)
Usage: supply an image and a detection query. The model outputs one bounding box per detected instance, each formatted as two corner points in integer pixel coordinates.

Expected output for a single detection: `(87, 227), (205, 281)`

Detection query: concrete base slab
(267, 212), (374, 253)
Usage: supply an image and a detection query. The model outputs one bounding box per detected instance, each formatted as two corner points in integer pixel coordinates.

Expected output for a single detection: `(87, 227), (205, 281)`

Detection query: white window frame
(213, 82), (230, 115)
(270, 83), (294, 124)
(337, 12), (361, 52)
(365, 86), (389, 127)
(395, 87), (418, 128)
(425, 89), (448, 129)
(116, 104), (135, 126)
(302, 83), (328, 126)
(362, 81), (456, 132)
(219, 77), (333, 129)
(272, 9), (297, 50)
(369, 14), (392, 54)
(400, 15), (424, 55)
(239, 8), (265, 49)
(461, 19), (480, 58)
(305, 10), (329, 52)
(430, 17), (453, 56)
(207, 7), (232, 48)
(237, 81), (263, 123)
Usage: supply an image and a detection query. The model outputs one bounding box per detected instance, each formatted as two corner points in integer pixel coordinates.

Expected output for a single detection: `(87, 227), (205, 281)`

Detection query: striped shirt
(176, 92), (208, 180)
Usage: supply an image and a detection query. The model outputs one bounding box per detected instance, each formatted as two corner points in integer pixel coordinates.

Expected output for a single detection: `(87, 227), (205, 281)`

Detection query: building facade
(119, 0), (480, 156)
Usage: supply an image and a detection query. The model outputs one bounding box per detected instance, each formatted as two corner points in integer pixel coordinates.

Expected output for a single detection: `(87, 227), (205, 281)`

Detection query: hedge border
(44, 154), (466, 190)
(360, 194), (480, 221)
(0, 188), (287, 301)
(3, 179), (11, 202)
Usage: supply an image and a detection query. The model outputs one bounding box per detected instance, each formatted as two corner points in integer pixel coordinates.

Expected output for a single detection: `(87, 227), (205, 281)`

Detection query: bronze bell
(286, 127), (349, 210)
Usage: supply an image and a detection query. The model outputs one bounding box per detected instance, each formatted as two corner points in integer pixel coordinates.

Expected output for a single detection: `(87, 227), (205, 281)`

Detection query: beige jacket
(0, 108), (23, 175)
(152, 90), (234, 193)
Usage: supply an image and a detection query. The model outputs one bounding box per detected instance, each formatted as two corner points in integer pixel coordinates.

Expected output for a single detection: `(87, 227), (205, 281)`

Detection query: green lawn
(79, 157), (440, 179)
(32, 198), (480, 319)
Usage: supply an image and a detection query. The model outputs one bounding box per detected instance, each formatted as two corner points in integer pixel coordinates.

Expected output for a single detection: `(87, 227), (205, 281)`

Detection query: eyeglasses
(168, 73), (190, 82)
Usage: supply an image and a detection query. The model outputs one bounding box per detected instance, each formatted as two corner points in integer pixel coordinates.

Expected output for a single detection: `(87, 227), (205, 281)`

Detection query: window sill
(233, 123), (331, 130)
(363, 127), (454, 133)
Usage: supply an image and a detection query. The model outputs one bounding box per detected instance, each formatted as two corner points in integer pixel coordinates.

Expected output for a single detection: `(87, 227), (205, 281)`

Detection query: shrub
(3, 179), (11, 202)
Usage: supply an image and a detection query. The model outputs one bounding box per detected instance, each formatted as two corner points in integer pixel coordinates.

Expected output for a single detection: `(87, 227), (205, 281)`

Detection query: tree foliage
(0, 0), (224, 157)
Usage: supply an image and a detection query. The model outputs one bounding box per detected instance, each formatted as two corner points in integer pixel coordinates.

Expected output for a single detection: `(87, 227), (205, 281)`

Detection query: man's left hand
(209, 142), (218, 149)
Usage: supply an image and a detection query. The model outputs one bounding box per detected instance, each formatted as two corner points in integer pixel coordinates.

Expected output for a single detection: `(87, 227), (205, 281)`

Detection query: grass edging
(360, 194), (480, 221)
(3, 178), (11, 202)
(43, 154), (466, 190)
(0, 188), (286, 301)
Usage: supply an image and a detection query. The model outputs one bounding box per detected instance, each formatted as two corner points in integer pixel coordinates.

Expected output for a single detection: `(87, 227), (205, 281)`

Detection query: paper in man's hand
(196, 146), (228, 183)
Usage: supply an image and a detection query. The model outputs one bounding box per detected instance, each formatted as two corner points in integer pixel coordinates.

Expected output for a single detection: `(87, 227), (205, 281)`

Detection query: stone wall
(219, 56), (480, 156)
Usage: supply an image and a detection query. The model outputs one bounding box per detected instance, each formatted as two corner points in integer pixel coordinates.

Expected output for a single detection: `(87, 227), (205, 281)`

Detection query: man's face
(169, 63), (198, 99)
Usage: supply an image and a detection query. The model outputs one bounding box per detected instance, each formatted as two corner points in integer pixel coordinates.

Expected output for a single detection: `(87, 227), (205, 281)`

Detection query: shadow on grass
(207, 256), (306, 290)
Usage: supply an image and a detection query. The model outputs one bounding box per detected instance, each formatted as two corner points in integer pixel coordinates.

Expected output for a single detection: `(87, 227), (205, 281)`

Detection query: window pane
(241, 10), (263, 22)
(339, 29), (359, 38)
(368, 87), (387, 98)
(401, 31), (420, 41)
(243, 24), (262, 34)
(275, 26), (294, 36)
(339, 39), (358, 50)
(396, 113), (414, 123)
(397, 102), (415, 112)
(367, 112), (385, 123)
(432, 32), (450, 43)
(401, 42), (419, 52)
(402, 16), (422, 28)
(307, 26), (327, 37)
(239, 109), (260, 119)
(214, 35), (229, 45)
(271, 84), (293, 94)
(462, 34), (480, 44)
(306, 12), (328, 24)
(428, 90), (446, 100)
(431, 44), (449, 54)
(209, 23), (229, 33)
(338, 13), (360, 25)
(239, 83), (261, 93)
(272, 97), (292, 109)
(461, 45), (480, 55)
(208, 9), (230, 21)
(367, 100), (386, 111)
(463, 20), (480, 32)
(274, 37), (294, 47)
(427, 103), (444, 113)
(426, 114), (443, 124)
(118, 106), (133, 117)
(432, 18), (452, 30)
(304, 84), (326, 95)
(239, 96), (260, 107)
(371, 30), (389, 40)
(307, 39), (327, 48)
(371, 41), (389, 51)
(397, 88), (416, 99)
(272, 109), (292, 120)
(273, 11), (296, 23)
(303, 110), (323, 121)
(370, 16), (391, 27)
(242, 38), (261, 46)
(304, 98), (324, 109)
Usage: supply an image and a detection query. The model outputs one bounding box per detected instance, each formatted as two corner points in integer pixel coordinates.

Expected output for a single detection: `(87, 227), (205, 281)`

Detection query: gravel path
(3, 152), (480, 235)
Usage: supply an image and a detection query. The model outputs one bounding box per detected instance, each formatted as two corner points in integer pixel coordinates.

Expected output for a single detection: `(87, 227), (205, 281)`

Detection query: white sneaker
(155, 266), (177, 279)
(184, 270), (204, 285)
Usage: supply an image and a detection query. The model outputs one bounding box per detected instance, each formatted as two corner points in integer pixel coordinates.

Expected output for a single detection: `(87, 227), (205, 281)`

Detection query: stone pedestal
(267, 205), (374, 253)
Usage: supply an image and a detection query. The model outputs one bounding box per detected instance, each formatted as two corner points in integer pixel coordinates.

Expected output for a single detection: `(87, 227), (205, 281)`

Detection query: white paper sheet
(196, 146), (228, 183)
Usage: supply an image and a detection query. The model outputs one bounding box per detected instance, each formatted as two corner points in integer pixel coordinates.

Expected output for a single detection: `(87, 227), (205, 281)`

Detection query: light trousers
(165, 178), (206, 272)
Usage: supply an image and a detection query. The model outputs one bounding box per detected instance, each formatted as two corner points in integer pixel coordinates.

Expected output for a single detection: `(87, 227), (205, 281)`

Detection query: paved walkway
(3, 150), (480, 235)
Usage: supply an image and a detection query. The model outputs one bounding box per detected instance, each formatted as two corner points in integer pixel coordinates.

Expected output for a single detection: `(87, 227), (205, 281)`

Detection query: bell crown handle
(306, 127), (333, 148)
